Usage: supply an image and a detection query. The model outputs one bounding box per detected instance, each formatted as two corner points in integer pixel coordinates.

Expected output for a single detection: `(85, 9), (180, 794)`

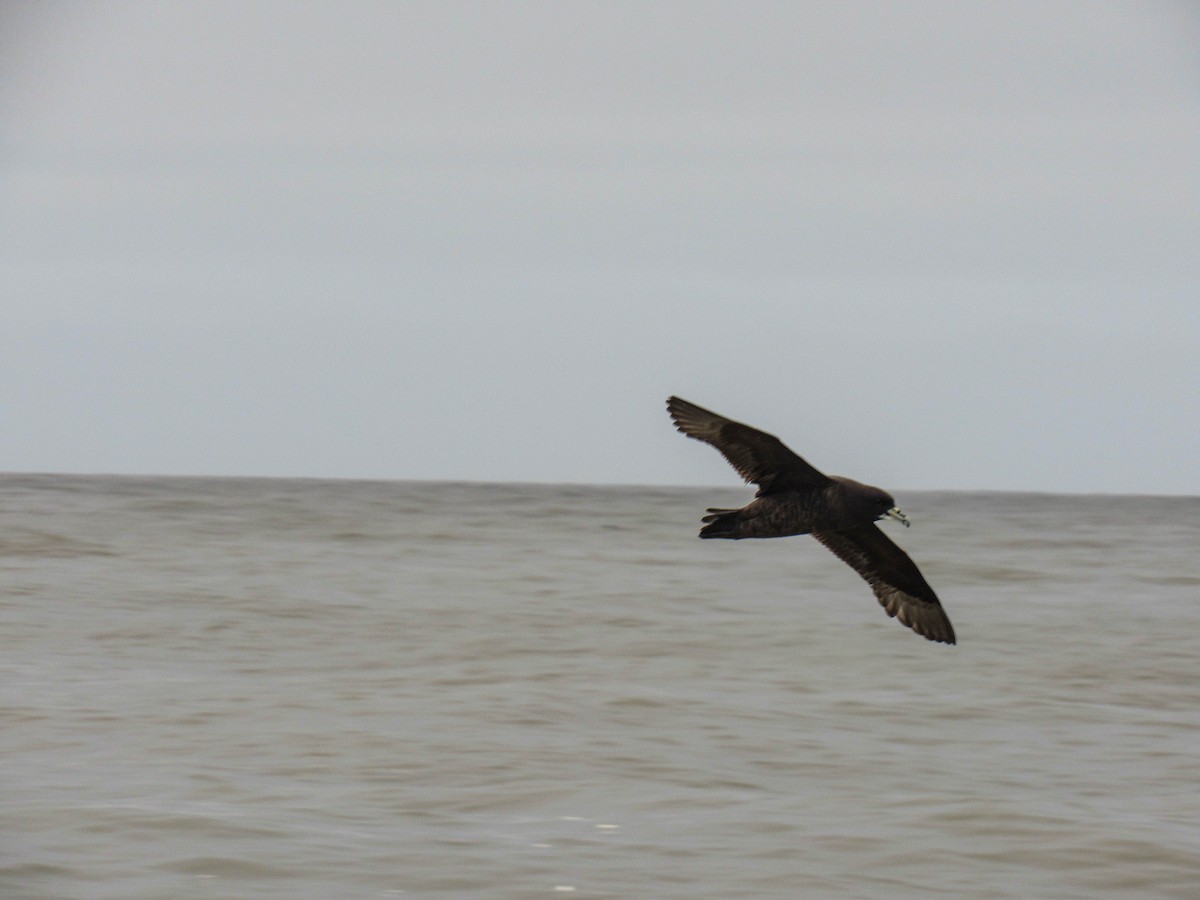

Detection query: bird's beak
(884, 506), (911, 528)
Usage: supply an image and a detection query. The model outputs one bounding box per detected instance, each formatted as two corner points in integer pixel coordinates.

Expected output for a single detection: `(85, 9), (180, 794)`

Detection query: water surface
(2, 476), (1197, 897)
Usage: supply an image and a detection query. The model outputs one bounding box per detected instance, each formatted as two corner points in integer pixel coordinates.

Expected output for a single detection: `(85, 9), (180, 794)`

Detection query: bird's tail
(699, 508), (741, 539)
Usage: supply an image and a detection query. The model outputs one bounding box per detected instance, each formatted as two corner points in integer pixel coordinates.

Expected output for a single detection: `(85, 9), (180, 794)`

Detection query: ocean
(1, 474), (1197, 898)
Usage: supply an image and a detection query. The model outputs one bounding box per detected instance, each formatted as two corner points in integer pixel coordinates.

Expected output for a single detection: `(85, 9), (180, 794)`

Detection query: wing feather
(666, 396), (830, 493)
(812, 524), (956, 645)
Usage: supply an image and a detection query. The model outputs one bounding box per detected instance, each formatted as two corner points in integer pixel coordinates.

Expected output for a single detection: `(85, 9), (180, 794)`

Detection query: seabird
(667, 396), (955, 645)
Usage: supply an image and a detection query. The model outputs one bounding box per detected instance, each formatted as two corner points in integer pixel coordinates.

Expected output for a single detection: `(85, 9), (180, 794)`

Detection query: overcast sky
(2, 1), (1198, 493)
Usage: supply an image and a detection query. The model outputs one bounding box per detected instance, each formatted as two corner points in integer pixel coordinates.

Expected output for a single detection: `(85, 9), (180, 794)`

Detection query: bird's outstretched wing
(812, 524), (956, 644)
(667, 396), (831, 494)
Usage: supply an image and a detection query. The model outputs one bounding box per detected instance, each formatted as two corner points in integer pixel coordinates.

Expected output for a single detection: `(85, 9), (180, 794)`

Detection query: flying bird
(667, 396), (955, 644)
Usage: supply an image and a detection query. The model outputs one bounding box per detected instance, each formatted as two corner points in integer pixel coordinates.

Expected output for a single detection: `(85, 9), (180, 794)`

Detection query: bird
(666, 396), (955, 644)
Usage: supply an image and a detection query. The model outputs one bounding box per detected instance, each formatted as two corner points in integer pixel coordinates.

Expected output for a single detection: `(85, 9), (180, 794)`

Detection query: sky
(2, 1), (1198, 493)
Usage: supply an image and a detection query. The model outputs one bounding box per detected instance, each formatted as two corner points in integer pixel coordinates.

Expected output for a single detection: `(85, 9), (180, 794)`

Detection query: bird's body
(667, 396), (956, 645)
(699, 476), (895, 538)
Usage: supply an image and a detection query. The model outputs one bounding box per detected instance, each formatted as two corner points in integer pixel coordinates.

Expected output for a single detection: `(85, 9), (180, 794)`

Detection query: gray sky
(3, 1), (1198, 493)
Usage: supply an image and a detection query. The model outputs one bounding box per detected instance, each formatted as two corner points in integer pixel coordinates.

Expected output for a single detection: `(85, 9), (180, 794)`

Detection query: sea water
(1, 475), (1197, 898)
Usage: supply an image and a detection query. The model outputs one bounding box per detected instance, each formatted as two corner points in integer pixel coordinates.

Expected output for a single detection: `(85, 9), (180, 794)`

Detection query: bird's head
(828, 477), (912, 528)
(858, 484), (911, 528)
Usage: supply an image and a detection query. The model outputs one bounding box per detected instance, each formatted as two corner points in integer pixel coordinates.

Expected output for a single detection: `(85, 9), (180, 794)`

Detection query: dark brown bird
(667, 396), (955, 644)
